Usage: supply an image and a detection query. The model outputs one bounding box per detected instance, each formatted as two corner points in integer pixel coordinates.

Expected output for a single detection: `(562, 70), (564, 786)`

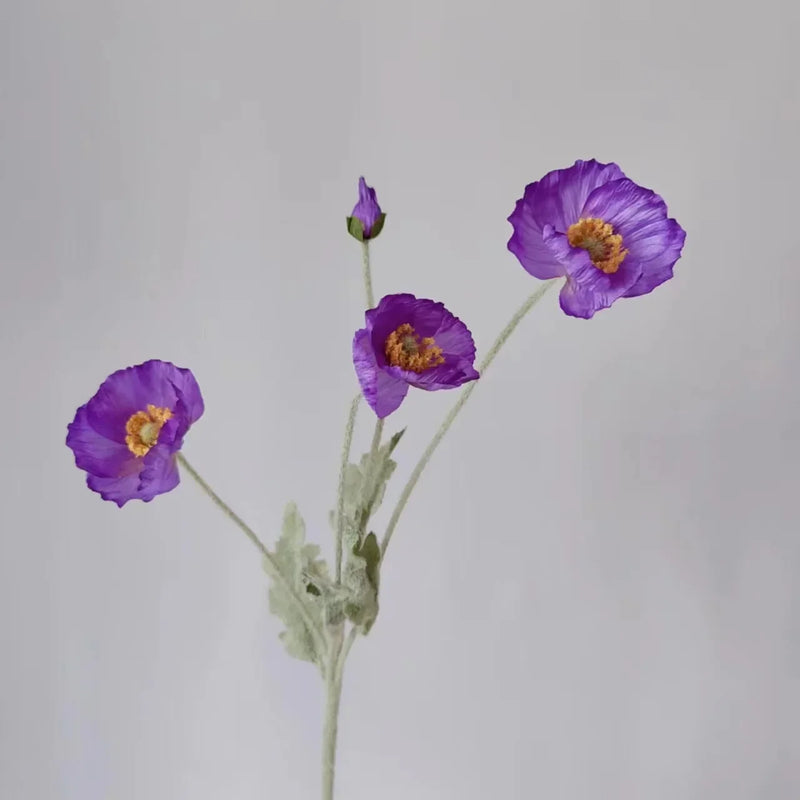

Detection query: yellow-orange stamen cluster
(125, 404), (173, 456)
(384, 323), (445, 373)
(566, 217), (628, 274)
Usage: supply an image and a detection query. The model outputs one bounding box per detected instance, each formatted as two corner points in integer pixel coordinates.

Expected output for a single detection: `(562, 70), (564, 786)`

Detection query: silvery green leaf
(331, 428), (405, 551)
(343, 532), (381, 633)
(264, 502), (327, 667)
(359, 429), (404, 519)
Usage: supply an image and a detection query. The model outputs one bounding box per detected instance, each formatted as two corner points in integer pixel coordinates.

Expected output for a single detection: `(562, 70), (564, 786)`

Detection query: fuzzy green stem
(368, 419), (384, 473)
(335, 396), (361, 583)
(321, 627), (345, 800)
(176, 452), (325, 654)
(361, 242), (374, 308)
(364, 418), (384, 521)
(380, 279), (557, 557)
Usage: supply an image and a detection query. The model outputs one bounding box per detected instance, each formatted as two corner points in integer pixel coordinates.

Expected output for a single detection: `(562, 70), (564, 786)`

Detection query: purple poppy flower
(347, 176), (385, 241)
(66, 360), (204, 506)
(507, 159), (686, 319)
(353, 294), (479, 418)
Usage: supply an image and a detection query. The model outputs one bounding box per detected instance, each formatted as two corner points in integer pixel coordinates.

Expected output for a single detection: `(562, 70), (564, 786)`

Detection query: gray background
(2, 1), (799, 798)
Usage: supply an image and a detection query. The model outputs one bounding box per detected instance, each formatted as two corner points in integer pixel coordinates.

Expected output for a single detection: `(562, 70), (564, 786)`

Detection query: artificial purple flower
(353, 294), (479, 418)
(347, 176), (385, 241)
(507, 159), (686, 319)
(66, 360), (204, 506)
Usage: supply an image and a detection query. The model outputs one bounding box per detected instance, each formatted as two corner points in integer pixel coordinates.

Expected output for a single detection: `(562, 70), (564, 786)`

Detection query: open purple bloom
(66, 360), (204, 506)
(508, 159), (686, 319)
(347, 176), (385, 241)
(353, 294), (479, 418)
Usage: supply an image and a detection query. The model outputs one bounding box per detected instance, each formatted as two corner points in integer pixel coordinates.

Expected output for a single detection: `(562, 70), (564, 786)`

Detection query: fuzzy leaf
(344, 532), (381, 633)
(359, 429), (404, 520)
(332, 429), (405, 552)
(264, 503), (328, 667)
(329, 430), (403, 634)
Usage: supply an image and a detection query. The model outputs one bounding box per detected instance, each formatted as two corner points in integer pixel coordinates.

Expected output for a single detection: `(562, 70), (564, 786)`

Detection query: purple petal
(84, 445), (179, 507)
(68, 359), (203, 504)
(84, 360), (203, 445)
(66, 405), (140, 478)
(581, 178), (687, 299)
(167, 365), (204, 425)
(624, 218), (687, 298)
(403, 358), (480, 391)
(582, 178), (668, 255)
(543, 226), (641, 319)
(365, 294), (445, 355)
(352, 177), (383, 237)
(372, 370), (411, 418)
(86, 472), (146, 507)
(403, 304), (480, 390)
(139, 446), (180, 499)
(508, 160), (625, 280)
(526, 160), (626, 233)
(430, 304), (477, 362)
(353, 327), (409, 418)
(85, 361), (177, 443)
(507, 196), (564, 280)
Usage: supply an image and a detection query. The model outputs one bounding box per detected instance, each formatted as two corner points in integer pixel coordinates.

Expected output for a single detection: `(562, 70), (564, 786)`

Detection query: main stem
(321, 628), (345, 800)
(380, 279), (557, 556)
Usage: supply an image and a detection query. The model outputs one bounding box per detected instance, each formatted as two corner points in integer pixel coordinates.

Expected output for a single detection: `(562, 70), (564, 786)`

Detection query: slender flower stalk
(176, 452), (326, 654)
(381, 278), (558, 556)
(367, 418), (384, 490)
(335, 396), (361, 583)
(361, 242), (374, 309)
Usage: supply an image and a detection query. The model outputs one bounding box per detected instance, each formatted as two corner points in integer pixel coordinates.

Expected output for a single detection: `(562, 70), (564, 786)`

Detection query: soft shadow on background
(1, 1), (799, 798)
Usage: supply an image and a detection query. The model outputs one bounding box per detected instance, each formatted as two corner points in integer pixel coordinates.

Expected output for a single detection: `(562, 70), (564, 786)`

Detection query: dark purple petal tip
(507, 160), (686, 318)
(353, 294), (479, 418)
(66, 359), (204, 506)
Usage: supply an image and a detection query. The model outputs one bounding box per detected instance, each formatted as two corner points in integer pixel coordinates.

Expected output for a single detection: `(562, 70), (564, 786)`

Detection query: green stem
(176, 452), (326, 655)
(364, 418), (384, 525)
(339, 625), (359, 667)
(321, 628), (345, 800)
(361, 242), (374, 308)
(335, 396), (361, 584)
(380, 279), (557, 557)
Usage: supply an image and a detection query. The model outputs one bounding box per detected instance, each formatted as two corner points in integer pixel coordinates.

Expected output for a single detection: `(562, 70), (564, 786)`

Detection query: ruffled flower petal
(507, 160), (625, 280)
(507, 196), (565, 279)
(66, 405), (139, 478)
(581, 179), (687, 299)
(353, 294), (479, 417)
(353, 327), (410, 418)
(624, 218), (686, 298)
(543, 225), (641, 319)
(508, 160), (686, 316)
(67, 360), (203, 505)
(87, 471), (147, 507)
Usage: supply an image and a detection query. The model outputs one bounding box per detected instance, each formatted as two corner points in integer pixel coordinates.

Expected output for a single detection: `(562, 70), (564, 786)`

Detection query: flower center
(385, 323), (445, 373)
(566, 217), (628, 274)
(125, 404), (173, 456)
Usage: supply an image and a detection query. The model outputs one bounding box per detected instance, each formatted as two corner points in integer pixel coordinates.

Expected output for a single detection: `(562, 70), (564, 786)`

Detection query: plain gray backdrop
(2, 0), (799, 798)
